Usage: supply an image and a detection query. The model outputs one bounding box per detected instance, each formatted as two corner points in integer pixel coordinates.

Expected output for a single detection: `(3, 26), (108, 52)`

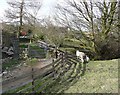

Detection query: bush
(100, 38), (119, 60)
(32, 34), (45, 42)
(2, 59), (19, 71)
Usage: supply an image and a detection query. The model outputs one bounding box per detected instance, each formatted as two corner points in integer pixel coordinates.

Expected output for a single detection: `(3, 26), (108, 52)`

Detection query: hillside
(64, 59), (118, 93)
(3, 58), (118, 93)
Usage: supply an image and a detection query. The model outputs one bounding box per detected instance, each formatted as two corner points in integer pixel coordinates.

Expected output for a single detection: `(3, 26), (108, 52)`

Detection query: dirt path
(3, 59), (52, 79)
(33, 59), (52, 69)
(2, 58), (53, 93)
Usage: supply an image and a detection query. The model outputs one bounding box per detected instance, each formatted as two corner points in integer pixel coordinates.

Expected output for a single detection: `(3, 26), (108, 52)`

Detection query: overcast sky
(0, 0), (116, 23)
(0, 0), (8, 18)
(0, 0), (60, 21)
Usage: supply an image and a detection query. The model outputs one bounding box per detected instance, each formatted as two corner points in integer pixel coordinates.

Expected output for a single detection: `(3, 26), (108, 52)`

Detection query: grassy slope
(64, 59), (118, 93)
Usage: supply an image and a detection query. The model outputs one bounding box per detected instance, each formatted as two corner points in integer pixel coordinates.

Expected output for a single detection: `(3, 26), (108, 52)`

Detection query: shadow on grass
(42, 62), (87, 93)
(2, 56), (88, 94)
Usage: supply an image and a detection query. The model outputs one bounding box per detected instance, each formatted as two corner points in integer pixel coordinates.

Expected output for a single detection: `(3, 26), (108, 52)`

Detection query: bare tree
(24, 0), (42, 29)
(43, 17), (65, 49)
(5, 0), (42, 37)
(54, 0), (118, 59)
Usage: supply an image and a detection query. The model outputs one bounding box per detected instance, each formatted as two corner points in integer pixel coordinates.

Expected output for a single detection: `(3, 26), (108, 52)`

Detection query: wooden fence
(2, 50), (86, 93)
(2, 41), (87, 93)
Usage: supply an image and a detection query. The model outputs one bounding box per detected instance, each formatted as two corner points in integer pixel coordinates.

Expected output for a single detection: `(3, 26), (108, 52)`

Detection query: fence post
(52, 59), (56, 78)
(64, 51), (67, 61)
(32, 68), (34, 92)
(52, 58), (54, 68)
(61, 53), (64, 67)
(55, 49), (58, 59)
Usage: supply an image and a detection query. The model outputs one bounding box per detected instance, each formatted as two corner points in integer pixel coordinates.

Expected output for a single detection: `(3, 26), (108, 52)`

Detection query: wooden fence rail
(2, 48), (84, 93)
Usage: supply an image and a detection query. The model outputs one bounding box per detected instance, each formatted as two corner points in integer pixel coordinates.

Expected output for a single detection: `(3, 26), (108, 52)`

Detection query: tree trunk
(18, 0), (24, 38)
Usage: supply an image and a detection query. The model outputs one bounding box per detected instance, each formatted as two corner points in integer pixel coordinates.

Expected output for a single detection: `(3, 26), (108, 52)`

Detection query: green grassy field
(4, 59), (119, 93)
(64, 59), (118, 93)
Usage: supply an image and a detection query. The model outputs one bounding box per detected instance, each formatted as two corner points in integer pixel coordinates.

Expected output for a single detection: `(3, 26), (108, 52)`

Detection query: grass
(25, 58), (39, 66)
(2, 59), (20, 71)
(3, 43), (44, 71)
(5, 71), (54, 93)
(59, 47), (75, 54)
(3, 59), (118, 93)
(64, 59), (118, 93)
(2, 58), (38, 71)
